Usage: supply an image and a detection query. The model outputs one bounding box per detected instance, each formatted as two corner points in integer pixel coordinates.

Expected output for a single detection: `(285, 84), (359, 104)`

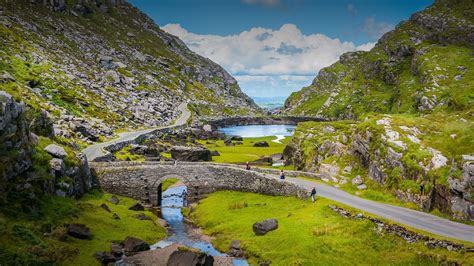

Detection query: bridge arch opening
(151, 174), (190, 207)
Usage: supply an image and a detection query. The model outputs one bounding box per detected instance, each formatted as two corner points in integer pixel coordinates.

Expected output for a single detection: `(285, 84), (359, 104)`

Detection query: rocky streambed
(120, 185), (249, 265)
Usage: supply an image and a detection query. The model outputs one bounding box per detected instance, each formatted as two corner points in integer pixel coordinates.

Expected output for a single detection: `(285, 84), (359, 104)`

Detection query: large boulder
(253, 156), (273, 165)
(123, 237), (150, 254)
(66, 224), (91, 239)
(170, 146), (211, 162)
(44, 144), (67, 158)
(253, 141), (269, 147)
(252, 219), (278, 236)
(231, 135), (243, 141)
(167, 250), (214, 266)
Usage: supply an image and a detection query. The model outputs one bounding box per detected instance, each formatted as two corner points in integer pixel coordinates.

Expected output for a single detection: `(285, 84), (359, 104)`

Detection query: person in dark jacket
(246, 162), (251, 170)
(310, 187), (317, 202)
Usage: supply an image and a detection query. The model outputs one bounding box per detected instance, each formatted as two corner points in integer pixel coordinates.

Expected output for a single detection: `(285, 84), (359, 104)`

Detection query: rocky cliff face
(0, 0), (260, 145)
(0, 91), (96, 213)
(284, 0), (473, 118)
(284, 116), (474, 221)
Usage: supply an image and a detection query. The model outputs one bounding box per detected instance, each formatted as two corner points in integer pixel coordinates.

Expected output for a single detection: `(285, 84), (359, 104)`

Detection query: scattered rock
(253, 141), (269, 147)
(100, 203), (111, 212)
(128, 203), (145, 211)
(227, 240), (244, 257)
(156, 218), (168, 227)
(112, 213), (120, 220)
(1, 72), (15, 82)
(211, 150), (220, 156)
(133, 213), (152, 221)
(123, 236), (150, 254)
(170, 146), (211, 162)
(202, 124), (214, 132)
(328, 205), (465, 251)
(111, 243), (124, 256)
(109, 195), (120, 205)
(352, 176), (363, 185)
(252, 219), (278, 235)
(357, 184), (367, 190)
(231, 135), (243, 141)
(95, 252), (119, 264)
(66, 224), (91, 239)
(253, 156), (273, 165)
(44, 144), (68, 158)
(167, 250), (214, 266)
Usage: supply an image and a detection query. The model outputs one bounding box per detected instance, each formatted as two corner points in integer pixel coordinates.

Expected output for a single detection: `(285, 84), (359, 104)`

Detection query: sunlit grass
(188, 191), (473, 265)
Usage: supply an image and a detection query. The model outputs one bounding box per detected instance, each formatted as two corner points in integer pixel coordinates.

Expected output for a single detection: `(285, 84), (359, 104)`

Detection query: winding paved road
(286, 177), (474, 243)
(83, 102), (190, 162)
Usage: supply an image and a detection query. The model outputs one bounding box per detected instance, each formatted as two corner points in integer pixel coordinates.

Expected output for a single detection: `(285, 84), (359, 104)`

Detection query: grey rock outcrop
(0, 92), (97, 211)
(170, 146), (211, 162)
(44, 144), (68, 158)
(252, 218), (278, 235)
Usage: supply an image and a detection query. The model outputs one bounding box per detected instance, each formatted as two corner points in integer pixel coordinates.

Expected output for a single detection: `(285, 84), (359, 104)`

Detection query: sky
(129, 0), (432, 98)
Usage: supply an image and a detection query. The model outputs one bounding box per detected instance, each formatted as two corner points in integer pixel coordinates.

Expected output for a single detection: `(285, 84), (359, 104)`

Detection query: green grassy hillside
(284, 0), (473, 118)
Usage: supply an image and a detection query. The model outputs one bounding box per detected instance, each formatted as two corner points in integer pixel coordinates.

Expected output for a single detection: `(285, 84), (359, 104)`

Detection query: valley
(0, 0), (473, 265)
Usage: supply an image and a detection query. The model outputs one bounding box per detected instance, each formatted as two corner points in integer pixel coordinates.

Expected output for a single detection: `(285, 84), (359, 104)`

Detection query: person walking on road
(280, 170), (285, 180)
(310, 187), (317, 202)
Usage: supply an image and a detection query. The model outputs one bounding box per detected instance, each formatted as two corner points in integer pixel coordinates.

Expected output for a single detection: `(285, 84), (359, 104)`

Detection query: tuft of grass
(161, 178), (180, 191)
(188, 191), (473, 265)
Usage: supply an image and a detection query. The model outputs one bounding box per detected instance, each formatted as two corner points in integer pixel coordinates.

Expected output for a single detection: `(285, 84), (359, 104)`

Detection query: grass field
(0, 192), (166, 265)
(198, 136), (291, 164)
(187, 191), (473, 265)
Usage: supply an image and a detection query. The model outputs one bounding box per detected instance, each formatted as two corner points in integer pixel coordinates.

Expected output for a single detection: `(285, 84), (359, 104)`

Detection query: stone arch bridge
(91, 161), (307, 206)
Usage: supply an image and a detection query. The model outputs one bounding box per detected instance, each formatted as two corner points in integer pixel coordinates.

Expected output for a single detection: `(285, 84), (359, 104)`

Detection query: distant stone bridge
(91, 161), (309, 206)
(207, 115), (330, 128)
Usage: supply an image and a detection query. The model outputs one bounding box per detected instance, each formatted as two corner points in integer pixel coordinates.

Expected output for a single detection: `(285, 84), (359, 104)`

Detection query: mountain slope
(284, 0), (473, 118)
(0, 0), (260, 144)
(282, 0), (474, 221)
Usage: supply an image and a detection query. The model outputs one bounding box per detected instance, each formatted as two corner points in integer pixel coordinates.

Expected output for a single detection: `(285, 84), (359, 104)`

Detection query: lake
(218, 124), (296, 138)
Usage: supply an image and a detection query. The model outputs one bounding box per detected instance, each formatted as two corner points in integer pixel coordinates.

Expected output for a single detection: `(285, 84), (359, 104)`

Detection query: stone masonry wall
(92, 161), (308, 205)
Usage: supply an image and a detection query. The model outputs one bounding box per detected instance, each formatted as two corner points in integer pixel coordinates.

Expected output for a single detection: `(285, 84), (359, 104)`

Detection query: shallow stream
(151, 185), (248, 265)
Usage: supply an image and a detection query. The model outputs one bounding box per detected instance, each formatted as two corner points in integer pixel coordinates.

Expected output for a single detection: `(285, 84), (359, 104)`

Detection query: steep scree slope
(0, 0), (260, 144)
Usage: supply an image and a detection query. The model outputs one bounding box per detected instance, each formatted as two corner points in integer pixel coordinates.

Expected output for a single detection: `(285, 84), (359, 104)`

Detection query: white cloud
(361, 17), (394, 39)
(356, 42), (376, 51)
(162, 23), (375, 97)
(163, 23), (374, 76)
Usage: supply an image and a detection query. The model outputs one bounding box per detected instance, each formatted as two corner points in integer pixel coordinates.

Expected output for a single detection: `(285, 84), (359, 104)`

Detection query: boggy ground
(0, 192), (166, 265)
(186, 191), (474, 265)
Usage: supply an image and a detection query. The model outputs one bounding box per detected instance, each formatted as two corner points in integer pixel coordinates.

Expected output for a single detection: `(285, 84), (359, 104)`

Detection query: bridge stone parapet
(91, 161), (308, 206)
